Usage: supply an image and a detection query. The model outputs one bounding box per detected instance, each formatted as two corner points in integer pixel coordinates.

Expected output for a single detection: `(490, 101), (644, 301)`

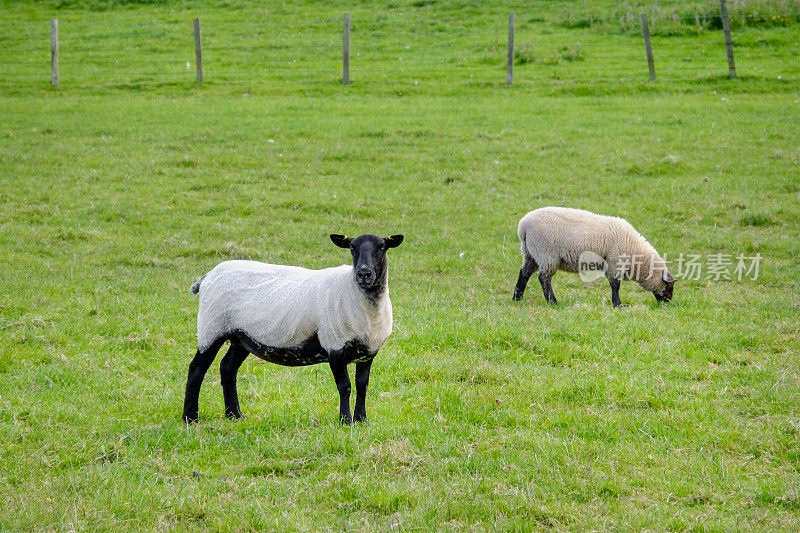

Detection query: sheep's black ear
(662, 270), (675, 283)
(384, 235), (404, 249)
(330, 234), (352, 248)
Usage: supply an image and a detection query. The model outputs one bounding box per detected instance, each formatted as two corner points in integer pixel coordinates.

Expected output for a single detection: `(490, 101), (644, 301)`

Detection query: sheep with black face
(183, 233), (404, 425)
(513, 207), (674, 307)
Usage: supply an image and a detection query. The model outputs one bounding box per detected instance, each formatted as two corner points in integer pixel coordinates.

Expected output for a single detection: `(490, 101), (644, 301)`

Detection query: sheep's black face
(330, 233), (404, 297)
(653, 270), (675, 303)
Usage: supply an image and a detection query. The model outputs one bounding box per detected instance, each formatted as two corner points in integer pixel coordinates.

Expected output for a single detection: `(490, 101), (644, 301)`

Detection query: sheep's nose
(356, 267), (373, 282)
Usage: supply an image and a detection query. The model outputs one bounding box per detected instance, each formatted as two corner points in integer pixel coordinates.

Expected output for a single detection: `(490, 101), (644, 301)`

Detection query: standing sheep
(183, 233), (404, 425)
(513, 207), (674, 307)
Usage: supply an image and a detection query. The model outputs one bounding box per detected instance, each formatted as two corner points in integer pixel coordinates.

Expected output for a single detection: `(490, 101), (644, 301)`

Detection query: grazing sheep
(512, 207), (674, 307)
(183, 233), (404, 425)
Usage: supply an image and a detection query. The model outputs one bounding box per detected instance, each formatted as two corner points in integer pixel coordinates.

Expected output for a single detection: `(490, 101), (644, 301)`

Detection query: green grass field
(1, 0), (799, 530)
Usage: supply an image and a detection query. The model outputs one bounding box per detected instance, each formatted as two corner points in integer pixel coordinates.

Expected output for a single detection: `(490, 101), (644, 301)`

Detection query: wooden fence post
(193, 18), (203, 83)
(506, 12), (515, 85)
(51, 19), (58, 87)
(640, 13), (655, 81)
(343, 13), (350, 85)
(719, 0), (736, 78)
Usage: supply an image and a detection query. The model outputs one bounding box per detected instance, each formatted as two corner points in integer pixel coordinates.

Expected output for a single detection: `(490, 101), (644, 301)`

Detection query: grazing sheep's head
(653, 270), (675, 303)
(330, 233), (404, 295)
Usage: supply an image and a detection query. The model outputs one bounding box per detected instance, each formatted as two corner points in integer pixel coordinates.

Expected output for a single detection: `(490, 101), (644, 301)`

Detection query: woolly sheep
(182, 233), (404, 425)
(512, 207), (674, 307)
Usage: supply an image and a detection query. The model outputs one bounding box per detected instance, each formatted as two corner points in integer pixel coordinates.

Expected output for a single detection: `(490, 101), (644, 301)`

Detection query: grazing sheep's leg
(353, 359), (374, 423)
(513, 255), (538, 301)
(608, 277), (623, 308)
(220, 339), (250, 419)
(328, 351), (353, 424)
(538, 271), (557, 305)
(183, 338), (225, 423)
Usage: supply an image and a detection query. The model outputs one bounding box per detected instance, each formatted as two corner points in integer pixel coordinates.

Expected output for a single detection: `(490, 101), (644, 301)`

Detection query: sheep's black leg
(328, 351), (352, 424)
(183, 338), (225, 423)
(353, 359), (374, 423)
(539, 272), (557, 304)
(220, 339), (250, 419)
(513, 255), (538, 301)
(609, 278), (623, 308)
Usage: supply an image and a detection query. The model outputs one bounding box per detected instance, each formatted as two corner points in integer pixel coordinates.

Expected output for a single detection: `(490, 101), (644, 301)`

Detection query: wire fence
(0, 9), (798, 89)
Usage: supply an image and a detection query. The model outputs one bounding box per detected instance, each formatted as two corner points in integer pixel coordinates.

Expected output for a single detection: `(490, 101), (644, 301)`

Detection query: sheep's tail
(190, 274), (207, 295)
(517, 221), (528, 256)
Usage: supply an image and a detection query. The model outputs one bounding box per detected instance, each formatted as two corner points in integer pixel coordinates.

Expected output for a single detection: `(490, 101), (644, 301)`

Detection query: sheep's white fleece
(518, 207), (669, 291)
(195, 260), (392, 354)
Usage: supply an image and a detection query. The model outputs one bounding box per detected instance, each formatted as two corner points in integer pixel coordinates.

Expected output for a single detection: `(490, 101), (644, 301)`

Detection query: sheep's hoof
(339, 414), (353, 425)
(225, 410), (243, 420)
(182, 414), (199, 424)
(512, 293), (523, 301)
